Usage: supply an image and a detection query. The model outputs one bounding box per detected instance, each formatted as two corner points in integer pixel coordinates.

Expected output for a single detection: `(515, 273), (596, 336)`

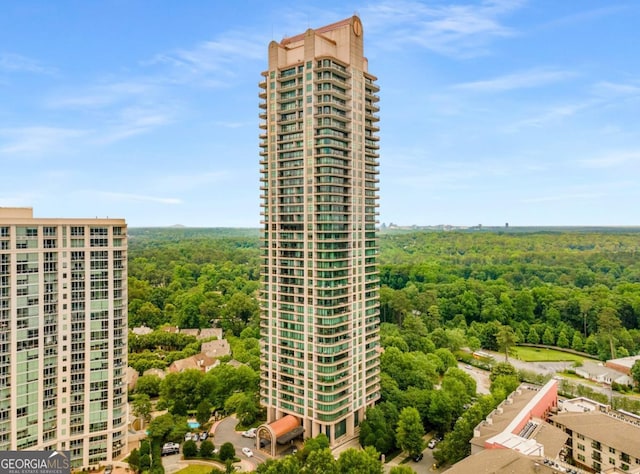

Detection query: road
(480, 350), (617, 399)
(384, 434), (442, 474)
(161, 419), (260, 473)
(458, 362), (491, 395)
(212, 416), (267, 470)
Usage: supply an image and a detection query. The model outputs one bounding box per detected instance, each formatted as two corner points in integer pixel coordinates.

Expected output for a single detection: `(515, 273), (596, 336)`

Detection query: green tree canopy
(396, 407), (425, 457)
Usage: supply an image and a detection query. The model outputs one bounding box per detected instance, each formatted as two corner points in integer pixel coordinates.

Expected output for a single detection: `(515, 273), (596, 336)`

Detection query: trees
(389, 467), (416, 474)
(359, 405), (397, 455)
(219, 442), (235, 461)
(396, 407), (425, 457)
(132, 394), (152, 425)
(223, 392), (261, 426)
(598, 307), (622, 359)
(182, 440), (198, 458)
(256, 457), (302, 474)
(147, 413), (176, 441)
(304, 449), (339, 474)
(199, 440), (215, 458)
(496, 325), (517, 362)
(631, 360), (640, 390)
(571, 333), (583, 351)
(135, 374), (162, 398)
(127, 448), (140, 473)
(336, 447), (383, 474)
(526, 327), (540, 344)
(300, 434), (330, 463)
(542, 327), (555, 346)
(490, 362), (518, 382)
(196, 400), (212, 426)
(428, 390), (453, 434)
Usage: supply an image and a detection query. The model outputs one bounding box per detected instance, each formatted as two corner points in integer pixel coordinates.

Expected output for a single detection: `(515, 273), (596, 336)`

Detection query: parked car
(184, 432), (192, 442)
(161, 443), (179, 456)
(413, 453), (424, 462)
(428, 439), (437, 449)
(242, 447), (254, 458)
(199, 432), (208, 441)
(242, 428), (257, 438)
(104, 466), (113, 474)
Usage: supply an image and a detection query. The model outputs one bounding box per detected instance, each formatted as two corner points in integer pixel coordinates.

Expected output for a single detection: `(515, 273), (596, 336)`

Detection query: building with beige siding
(0, 208), (127, 468)
(551, 410), (640, 473)
(258, 16), (380, 447)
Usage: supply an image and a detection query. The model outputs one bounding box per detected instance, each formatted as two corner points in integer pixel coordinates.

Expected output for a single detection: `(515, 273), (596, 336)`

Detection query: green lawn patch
(512, 346), (590, 363)
(174, 465), (218, 474)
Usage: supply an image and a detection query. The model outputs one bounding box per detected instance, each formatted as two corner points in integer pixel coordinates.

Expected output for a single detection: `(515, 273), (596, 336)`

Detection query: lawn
(512, 346), (591, 363)
(174, 465), (218, 474)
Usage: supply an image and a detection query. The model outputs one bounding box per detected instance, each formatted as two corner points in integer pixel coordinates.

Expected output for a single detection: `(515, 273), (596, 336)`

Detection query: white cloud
(452, 68), (575, 92)
(0, 52), (56, 75)
(590, 81), (640, 98)
(0, 126), (87, 156)
(48, 80), (159, 109)
(96, 106), (174, 144)
(146, 32), (264, 86)
(503, 99), (596, 131)
(363, 0), (526, 57)
(580, 151), (640, 169)
(539, 5), (630, 29)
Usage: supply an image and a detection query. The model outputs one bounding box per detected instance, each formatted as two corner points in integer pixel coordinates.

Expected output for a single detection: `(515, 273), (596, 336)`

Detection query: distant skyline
(1, 1), (639, 227)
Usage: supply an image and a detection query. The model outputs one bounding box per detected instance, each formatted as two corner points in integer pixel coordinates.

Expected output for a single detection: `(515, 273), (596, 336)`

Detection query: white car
(428, 439), (437, 449)
(242, 428), (257, 438)
(161, 443), (180, 456)
(242, 447), (254, 458)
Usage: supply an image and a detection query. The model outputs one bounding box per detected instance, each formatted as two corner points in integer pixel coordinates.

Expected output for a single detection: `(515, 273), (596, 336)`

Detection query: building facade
(258, 16), (380, 446)
(0, 208), (127, 467)
(551, 410), (640, 473)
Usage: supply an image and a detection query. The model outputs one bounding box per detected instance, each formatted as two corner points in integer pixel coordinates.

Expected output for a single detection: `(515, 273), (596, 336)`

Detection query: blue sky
(1, 1), (639, 227)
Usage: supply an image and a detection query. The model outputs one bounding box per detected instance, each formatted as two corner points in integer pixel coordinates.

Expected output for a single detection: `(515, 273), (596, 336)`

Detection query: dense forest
(128, 228), (640, 360)
(126, 228), (640, 468)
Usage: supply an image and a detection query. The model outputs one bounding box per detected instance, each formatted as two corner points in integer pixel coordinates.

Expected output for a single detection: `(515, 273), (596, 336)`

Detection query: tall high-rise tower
(259, 16), (380, 446)
(0, 208), (127, 468)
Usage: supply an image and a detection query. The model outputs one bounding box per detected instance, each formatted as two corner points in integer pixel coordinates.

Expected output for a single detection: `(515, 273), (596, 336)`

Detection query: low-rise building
(606, 356), (640, 376)
(199, 328), (223, 340)
(201, 339), (231, 358)
(131, 325), (153, 336)
(551, 410), (640, 473)
(168, 353), (217, 373)
(574, 361), (632, 386)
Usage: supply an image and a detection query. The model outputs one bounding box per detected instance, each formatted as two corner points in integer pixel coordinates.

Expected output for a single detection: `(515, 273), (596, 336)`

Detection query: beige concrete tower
(0, 208), (127, 468)
(259, 16), (380, 448)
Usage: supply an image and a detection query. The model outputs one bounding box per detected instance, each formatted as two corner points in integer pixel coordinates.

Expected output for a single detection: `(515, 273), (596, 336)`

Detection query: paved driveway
(385, 440), (443, 474)
(213, 416), (267, 470)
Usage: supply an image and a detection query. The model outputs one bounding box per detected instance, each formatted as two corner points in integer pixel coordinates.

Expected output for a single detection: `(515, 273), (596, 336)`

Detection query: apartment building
(0, 208), (127, 467)
(551, 410), (640, 473)
(258, 16), (380, 447)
